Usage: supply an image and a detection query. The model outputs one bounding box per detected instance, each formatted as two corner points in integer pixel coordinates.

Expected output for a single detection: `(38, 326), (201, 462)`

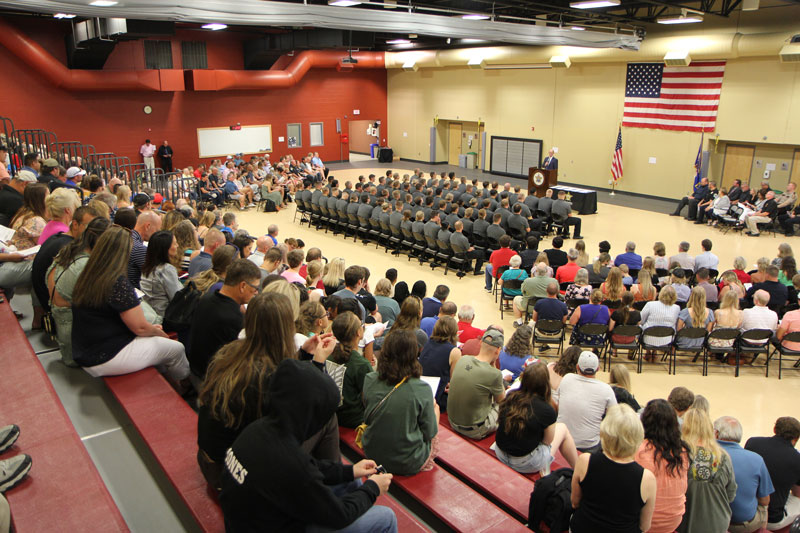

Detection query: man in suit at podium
(543, 149), (558, 171)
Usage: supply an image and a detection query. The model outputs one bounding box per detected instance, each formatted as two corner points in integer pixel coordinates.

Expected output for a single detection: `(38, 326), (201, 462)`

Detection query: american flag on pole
(622, 61), (726, 133)
(611, 126), (623, 183)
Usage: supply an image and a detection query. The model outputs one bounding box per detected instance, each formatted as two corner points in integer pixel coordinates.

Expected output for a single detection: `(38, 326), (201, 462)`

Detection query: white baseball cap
(66, 166), (86, 179)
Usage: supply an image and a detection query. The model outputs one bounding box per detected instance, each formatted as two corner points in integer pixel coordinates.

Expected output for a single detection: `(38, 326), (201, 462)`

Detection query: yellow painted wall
(387, 55), (800, 200)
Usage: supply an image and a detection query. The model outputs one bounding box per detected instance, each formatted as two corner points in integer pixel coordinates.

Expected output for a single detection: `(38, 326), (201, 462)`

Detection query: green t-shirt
(447, 356), (504, 427)
(520, 276), (557, 308)
(362, 373), (438, 476)
(330, 350), (373, 429)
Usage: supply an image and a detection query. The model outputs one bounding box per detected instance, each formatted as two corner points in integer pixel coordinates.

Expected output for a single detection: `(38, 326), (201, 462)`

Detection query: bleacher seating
(0, 294), (128, 532)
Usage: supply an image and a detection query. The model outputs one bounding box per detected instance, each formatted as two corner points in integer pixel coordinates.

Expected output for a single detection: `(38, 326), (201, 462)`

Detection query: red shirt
(457, 321), (484, 343)
(555, 262), (581, 284)
(489, 247), (517, 278)
(299, 263), (308, 278)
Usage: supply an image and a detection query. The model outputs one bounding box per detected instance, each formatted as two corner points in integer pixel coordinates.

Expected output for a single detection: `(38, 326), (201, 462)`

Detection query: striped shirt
(128, 230), (147, 289)
(640, 301), (680, 346)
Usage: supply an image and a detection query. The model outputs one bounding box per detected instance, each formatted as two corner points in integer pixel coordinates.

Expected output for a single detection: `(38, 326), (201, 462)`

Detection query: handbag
(354, 376), (407, 449)
(162, 281), (202, 332)
(43, 261), (76, 342)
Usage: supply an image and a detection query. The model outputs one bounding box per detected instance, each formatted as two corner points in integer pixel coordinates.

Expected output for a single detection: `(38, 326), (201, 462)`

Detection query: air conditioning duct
(664, 50), (691, 66)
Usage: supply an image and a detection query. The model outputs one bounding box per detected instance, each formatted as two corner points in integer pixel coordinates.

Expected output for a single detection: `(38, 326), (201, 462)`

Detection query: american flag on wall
(611, 126), (623, 182)
(622, 61), (726, 133)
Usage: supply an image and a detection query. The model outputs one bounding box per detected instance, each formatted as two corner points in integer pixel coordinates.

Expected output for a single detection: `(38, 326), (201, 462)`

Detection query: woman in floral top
(564, 268), (592, 301)
(0, 184), (48, 321)
(677, 408), (737, 533)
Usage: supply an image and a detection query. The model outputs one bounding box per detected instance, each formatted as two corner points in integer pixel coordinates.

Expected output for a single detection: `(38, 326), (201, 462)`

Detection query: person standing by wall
(157, 140), (174, 173)
(140, 139), (156, 170)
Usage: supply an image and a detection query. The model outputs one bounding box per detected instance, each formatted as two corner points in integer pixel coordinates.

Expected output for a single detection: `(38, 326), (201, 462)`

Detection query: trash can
(458, 154), (467, 168)
(370, 143), (379, 158)
(466, 152), (477, 168)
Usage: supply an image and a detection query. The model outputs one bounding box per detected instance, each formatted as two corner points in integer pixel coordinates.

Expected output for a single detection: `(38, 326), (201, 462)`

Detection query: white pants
(767, 494), (800, 530)
(143, 156), (155, 170)
(746, 215), (771, 234)
(0, 260), (38, 305)
(83, 336), (190, 381)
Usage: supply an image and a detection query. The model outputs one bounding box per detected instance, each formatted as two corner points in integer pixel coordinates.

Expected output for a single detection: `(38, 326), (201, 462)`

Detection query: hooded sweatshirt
(219, 359), (380, 532)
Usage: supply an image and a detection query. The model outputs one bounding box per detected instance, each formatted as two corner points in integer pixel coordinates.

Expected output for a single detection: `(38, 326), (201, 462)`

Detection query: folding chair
(735, 329), (773, 377)
(606, 325), (642, 372)
(639, 326), (675, 373)
(571, 324), (608, 355)
(499, 279), (523, 319)
(671, 328), (709, 375)
(773, 331), (800, 379)
(704, 328), (740, 374)
(532, 319), (566, 357)
(492, 265), (510, 303)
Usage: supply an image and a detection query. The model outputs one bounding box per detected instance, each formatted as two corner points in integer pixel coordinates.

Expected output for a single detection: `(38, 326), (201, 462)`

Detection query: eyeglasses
(245, 281), (260, 292)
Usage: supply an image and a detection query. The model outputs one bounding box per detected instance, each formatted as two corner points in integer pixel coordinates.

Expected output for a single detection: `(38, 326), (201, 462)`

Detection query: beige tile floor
(235, 167), (800, 443)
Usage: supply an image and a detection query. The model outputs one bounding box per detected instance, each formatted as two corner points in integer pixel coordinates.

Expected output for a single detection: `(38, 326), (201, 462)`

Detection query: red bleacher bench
(103, 368), (224, 532)
(339, 426), (529, 532)
(0, 298), (128, 532)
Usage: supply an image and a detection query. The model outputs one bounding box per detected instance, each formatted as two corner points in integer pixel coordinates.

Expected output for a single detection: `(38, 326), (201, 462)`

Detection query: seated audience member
(546, 346), (581, 391)
(714, 416), (774, 533)
(574, 239), (589, 267)
(218, 359), (396, 533)
(519, 236), (540, 271)
(570, 404), (657, 533)
(694, 268), (718, 303)
(38, 187), (80, 245)
(530, 281), (568, 345)
(70, 226), (189, 381)
(189, 259), (261, 378)
(140, 230), (182, 319)
(515, 262), (558, 321)
(608, 292), (641, 355)
(46, 218), (109, 367)
(447, 328), (506, 440)
(730, 256), (752, 284)
(555, 248), (581, 284)
(386, 295), (428, 349)
(608, 364), (640, 411)
(630, 270), (657, 302)
(670, 268), (691, 303)
(322, 257), (346, 296)
(420, 301), (456, 338)
(328, 311), (372, 429)
(778, 256), (797, 287)
(257, 247), (283, 278)
(192, 245), (237, 294)
(589, 252), (612, 283)
(544, 236), (568, 271)
(554, 351), (616, 453)
(669, 241), (695, 271)
(456, 305), (484, 343)
(745, 416), (800, 530)
(569, 289), (610, 346)
(499, 325), (535, 380)
(411, 279), (427, 300)
(719, 271), (746, 301)
(499, 254), (527, 299)
(708, 291), (744, 352)
(280, 249), (306, 284)
(484, 235), (516, 292)
(679, 408), (738, 533)
(744, 190), (777, 237)
(304, 260), (325, 301)
(198, 292), (337, 490)
(188, 228), (225, 277)
(640, 286), (680, 353)
(619, 264), (634, 287)
(668, 386), (696, 427)
(635, 399), (690, 533)
(128, 210), (162, 288)
(294, 300), (329, 349)
(419, 316), (462, 412)
(600, 266), (626, 302)
(362, 330), (439, 476)
(450, 220), (485, 274)
(564, 268), (592, 302)
(670, 177), (709, 220)
(694, 238), (719, 272)
(493, 362), (578, 475)
(675, 286), (715, 350)
(614, 241), (643, 271)
(333, 266), (367, 321)
(374, 278), (400, 327)
(422, 284), (449, 318)
(747, 265), (788, 313)
(551, 190), (583, 239)
(751, 257), (771, 284)
(535, 251), (555, 277)
(741, 290), (778, 348)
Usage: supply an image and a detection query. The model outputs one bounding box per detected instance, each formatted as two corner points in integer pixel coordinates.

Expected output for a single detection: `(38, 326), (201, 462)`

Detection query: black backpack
(162, 281), (202, 332)
(527, 467), (574, 533)
(263, 199), (277, 212)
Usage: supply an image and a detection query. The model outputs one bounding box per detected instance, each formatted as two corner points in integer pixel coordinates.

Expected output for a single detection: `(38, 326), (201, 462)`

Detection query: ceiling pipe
(0, 17), (168, 91)
(189, 50), (385, 91)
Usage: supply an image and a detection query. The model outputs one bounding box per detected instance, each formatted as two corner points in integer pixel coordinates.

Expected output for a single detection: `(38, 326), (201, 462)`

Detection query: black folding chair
(500, 279), (523, 319)
(671, 328), (708, 375)
(735, 329), (773, 377)
(606, 325), (642, 372)
(533, 319), (566, 356)
(773, 331), (800, 379)
(704, 328), (740, 374)
(639, 326), (675, 373)
(572, 324), (608, 355)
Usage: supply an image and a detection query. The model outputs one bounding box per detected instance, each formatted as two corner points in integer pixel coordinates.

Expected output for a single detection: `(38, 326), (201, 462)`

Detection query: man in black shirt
(544, 236), (568, 271)
(745, 190), (777, 236)
(0, 171), (36, 226)
(157, 140), (174, 172)
(670, 177), (709, 220)
(188, 259), (261, 378)
(745, 416), (800, 529)
(746, 264), (788, 312)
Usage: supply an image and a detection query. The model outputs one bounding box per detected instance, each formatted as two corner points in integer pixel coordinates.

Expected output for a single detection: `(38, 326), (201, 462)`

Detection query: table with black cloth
(551, 185), (597, 215)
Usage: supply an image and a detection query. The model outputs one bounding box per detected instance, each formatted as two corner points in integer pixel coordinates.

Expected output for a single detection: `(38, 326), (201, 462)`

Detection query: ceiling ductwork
(0, 0), (642, 50)
(244, 29), (375, 70)
(66, 18), (175, 70)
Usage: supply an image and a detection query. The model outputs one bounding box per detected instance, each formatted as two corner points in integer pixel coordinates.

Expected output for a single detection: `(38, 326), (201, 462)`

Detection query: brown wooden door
(791, 149), (800, 184)
(721, 144), (755, 189)
(448, 122), (462, 166)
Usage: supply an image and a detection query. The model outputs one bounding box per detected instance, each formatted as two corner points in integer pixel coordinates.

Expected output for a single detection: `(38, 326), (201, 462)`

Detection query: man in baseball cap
(132, 193), (152, 214)
(0, 170), (37, 225)
(65, 167), (86, 187)
(554, 351), (617, 453)
(447, 325), (507, 440)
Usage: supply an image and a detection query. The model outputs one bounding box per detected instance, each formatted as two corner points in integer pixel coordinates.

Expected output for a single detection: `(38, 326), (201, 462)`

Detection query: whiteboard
(196, 125), (272, 158)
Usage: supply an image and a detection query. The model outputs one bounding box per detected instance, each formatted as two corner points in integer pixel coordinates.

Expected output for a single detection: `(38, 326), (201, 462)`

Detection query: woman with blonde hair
(718, 271), (745, 301)
(191, 244), (236, 293)
(772, 242), (793, 267)
(535, 251), (553, 277)
(653, 242), (668, 270)
(294, 300), (328, 349)
(708, 291), (743, 350)
(589, 252), (612, 283)
(600, 266), (626, 301)
(750, 257), (770, 284)
(322, 257), (345, 295)
(196, 211), (216, 242)
(262, 278), (301, 321)
(162, 210), (184, 231)
(114, 185), (132, 208)
(640, 285), (680, 353)
(374, 278), (400, 326)
(574, 240), (589, 267)
(39, 187), (80, 244)
(571, 404), (657, 533)
(609, 364), (640, 411)
(678, 408), (737, 533)
(173, 219), (201, 271)
(631, 270), (657, 302)
(304, 259), (325, 301)
(675, 287), (714, 351)
(641, 256), (657, 282)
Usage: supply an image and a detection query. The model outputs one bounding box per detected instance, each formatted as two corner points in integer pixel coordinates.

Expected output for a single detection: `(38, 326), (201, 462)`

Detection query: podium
(528, 168), (558, 197)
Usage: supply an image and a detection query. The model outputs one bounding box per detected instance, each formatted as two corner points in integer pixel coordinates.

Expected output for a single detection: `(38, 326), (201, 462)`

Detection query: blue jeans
(306, 481), (397, 533)
(484, 264), (494, 290)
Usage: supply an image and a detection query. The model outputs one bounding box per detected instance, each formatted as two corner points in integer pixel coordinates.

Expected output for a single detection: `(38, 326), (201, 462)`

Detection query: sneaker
(247, 203), (256, 208)
(513, 319), (523, 328)
(0, 425), (19, 454)
(540, 344), (551, 352)
(0, 454), (32, 492)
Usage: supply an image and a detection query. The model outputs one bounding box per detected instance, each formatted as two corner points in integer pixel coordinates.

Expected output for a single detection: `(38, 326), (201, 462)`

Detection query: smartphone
(375, 465), (387, 474)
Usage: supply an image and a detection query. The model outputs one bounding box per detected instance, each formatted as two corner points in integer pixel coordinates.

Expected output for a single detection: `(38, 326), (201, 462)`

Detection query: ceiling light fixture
(549, 55), (572, 68)
(327, 0), (362, 6)
(461, 38), (487, 43)
(53, 13), (77, 18)
(462, 14), (490, 20)
(569, 0), (620, 8)
(657, 9), (703, 24)
(202, 23), (228, 30)
(571, 26), (586, 30)
(468, 57), (486, 69)
(386, 39), (410, 44)
(89, 0), (118, 6)
(402, 60), (418, 72)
